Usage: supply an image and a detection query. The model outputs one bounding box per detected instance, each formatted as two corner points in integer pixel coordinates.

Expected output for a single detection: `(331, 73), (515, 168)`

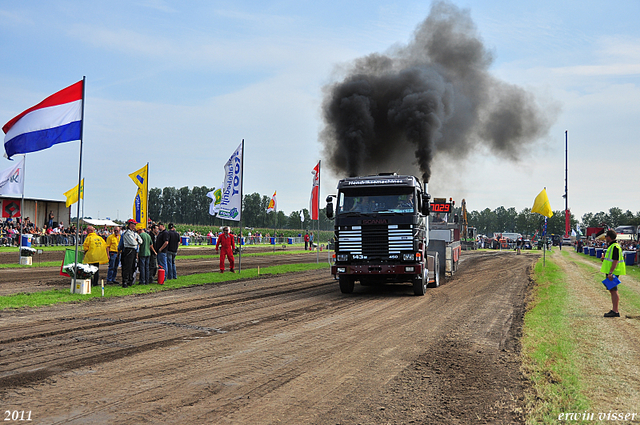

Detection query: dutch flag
(2, 80), (83, 159)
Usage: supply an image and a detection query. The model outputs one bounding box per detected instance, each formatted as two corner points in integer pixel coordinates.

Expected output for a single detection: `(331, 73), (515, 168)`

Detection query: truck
(325, 173), (439, 296)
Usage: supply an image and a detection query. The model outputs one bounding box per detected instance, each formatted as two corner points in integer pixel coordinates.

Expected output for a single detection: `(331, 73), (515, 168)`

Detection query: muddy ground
(0, 250), (537, 424)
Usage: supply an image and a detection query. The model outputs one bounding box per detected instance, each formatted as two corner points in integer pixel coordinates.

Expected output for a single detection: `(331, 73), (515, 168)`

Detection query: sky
(1, 0), (639, 223)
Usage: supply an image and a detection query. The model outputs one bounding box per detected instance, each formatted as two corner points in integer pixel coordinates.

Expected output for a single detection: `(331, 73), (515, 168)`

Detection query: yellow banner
(132, 187), (147, 229)
(129, 164), (148, 190)
(532, 188), (553, 218)
(63, 179), (84, 208)
(130, 164), (148, 229)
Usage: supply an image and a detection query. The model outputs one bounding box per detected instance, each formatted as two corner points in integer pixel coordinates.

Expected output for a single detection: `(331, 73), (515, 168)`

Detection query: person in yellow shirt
(83, 226), (109, 287)
(105, 226), (121, 285)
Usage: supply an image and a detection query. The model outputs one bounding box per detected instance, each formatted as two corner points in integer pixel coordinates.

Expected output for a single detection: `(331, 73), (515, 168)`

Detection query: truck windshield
(336, 189), (415, 215)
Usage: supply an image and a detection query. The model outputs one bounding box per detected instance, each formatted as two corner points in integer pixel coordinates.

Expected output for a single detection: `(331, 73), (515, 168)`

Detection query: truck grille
(338, 225), (413, 256)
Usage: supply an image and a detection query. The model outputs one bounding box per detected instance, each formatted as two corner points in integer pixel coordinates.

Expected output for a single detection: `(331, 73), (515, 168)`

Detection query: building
(0, 195), (70, 229)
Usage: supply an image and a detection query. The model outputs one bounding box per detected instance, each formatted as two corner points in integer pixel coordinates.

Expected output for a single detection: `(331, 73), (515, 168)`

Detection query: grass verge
(0, 248), (325, 269)
(522, 253), (590, 424)
(0, 262), (330, 310)
(570, 250), (640, 317)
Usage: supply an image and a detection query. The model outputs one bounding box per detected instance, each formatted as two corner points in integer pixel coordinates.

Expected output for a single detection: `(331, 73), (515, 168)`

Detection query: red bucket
(158, 267), (165, 285)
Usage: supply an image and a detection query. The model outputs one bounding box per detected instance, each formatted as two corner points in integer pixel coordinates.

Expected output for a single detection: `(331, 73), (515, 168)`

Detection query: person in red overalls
(216, 226), (236, 273)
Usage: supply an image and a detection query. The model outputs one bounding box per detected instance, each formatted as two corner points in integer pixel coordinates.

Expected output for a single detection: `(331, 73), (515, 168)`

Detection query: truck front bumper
(332, 264), (424, 276)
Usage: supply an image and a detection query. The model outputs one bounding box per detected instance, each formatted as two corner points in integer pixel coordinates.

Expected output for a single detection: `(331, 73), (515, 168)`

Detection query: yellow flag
(63, 179), (84, 208)
(532, 188), (553, 218)
(129, 164), (148, 229)
(129, 164), (148, 190)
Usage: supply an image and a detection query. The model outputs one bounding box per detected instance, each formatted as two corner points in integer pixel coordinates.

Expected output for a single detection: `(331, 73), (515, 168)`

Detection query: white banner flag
(267, 191), (276, 213)
(206, 187), (222, 216)
(216, 143), (243, 221)
(0, 157), (25, 195)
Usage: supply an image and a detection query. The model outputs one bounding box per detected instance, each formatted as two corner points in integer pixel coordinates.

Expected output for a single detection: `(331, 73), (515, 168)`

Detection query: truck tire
(428, 254), (440, 288)
(339, 275), (354, 294)
(413, 267), (427, 296)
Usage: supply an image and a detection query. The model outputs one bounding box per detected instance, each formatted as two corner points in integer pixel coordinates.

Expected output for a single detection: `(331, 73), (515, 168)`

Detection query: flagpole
(543, 217), (547, 267)
(238, 139), (244, 273)
(316, 160), (321, 264)
(273, 194), (277, 254)
(72, 76), (86, 293)
(18, 155), (26, 262)
(146, 162), (149, 228)
(81, 180), (85, 222)
(564, 130), (569, 238)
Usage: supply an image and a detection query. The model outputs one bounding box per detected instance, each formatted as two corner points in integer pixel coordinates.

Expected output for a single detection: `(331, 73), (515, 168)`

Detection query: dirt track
(0, 250), (536, 424)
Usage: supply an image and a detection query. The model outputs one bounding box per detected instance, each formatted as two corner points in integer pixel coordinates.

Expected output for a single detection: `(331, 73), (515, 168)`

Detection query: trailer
(427, 198), (462, 278)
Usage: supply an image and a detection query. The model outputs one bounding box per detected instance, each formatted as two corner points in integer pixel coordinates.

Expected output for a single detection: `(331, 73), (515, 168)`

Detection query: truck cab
(326, 174), (434, 295)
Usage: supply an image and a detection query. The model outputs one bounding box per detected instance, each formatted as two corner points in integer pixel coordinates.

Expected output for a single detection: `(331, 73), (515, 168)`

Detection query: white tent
(596, 233), (635, 241)
(82, 218), (120, 227)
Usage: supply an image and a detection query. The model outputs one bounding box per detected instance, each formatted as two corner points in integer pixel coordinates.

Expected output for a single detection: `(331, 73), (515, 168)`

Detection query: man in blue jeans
(155, 222), (169, 280)
(105, 226), (121, 284)
(166, 223), (181, 279)
(137, 227), (152, 284)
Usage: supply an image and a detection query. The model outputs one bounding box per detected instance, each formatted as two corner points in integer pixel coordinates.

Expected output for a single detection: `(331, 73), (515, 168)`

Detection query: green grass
(522, 254), (590, 424)
(0, 248), (323, 269)
(0, 262), (330, 310)
(0, 245), (70, 253)
(0, 261), (62, 268)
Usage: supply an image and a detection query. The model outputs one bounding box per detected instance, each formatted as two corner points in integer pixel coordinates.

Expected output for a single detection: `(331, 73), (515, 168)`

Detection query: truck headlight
(405, 266), (415, 272)
(337, 267), (346, 273)
(403, 253), (415, 261)
(337, 254), (349, 262)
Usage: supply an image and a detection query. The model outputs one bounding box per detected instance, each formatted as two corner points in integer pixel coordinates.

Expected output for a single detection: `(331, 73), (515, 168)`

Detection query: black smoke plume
(320, 1), (555, 183)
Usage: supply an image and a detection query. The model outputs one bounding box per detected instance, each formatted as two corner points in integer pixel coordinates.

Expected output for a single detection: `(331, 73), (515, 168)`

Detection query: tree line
(148, 187), (333, 231)
(148, 186), (639, 236)
(465, 206), (640, 237)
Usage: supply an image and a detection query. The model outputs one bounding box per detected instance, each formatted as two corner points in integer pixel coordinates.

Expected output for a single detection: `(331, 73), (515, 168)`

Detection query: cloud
(67, 24), (175, 58)
(553, 63), (640, 77)
(0, 8), (34, 26)
(137, 0), (177, 14)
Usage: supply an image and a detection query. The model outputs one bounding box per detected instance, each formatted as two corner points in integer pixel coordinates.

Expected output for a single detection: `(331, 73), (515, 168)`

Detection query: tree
(515, 208), (538, 237)
(276, 211), (287, 229)
(242, 193), (263, 228)
(192, 186), (213, 225)
(319, 208), (333, 230)
(288, 210), (302, 230)
(148, 188), (162, 221)
(177, 186), (192, 224)
(301, 209), (312, 230)
(161, 187), (178, 223)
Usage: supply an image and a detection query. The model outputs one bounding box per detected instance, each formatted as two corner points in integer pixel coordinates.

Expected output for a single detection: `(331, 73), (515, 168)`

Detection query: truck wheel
(413, 268), (427, 296)
(339, 275), (354, 294)
(428, 255), (440, 288)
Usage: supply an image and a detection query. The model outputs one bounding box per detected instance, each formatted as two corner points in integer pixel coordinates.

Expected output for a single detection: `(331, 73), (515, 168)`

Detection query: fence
(5, 234), (321, 248)
(1, 233), (86, 247)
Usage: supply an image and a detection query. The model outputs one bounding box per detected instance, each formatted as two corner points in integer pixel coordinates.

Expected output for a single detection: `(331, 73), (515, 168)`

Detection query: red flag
(310, 161), (320, 220)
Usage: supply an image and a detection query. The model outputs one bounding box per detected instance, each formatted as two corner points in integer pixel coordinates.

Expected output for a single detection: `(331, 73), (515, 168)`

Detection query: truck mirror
(326, 202), (334, 219)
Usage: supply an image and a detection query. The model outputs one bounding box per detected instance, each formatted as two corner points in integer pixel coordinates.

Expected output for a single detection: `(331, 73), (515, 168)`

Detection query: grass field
(523, 249), (640, 423)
